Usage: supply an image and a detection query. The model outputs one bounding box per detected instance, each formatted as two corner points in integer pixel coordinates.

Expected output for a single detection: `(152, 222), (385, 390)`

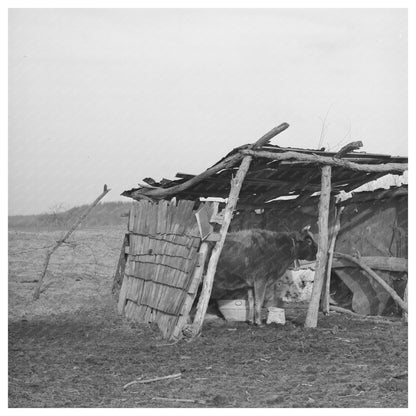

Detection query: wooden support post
(191, 156), (253, 335)
(333, 252), (408, 313)
(189, 124), (290, 335)
(305, 166), (331, 328)
(321, 204), (344, 314)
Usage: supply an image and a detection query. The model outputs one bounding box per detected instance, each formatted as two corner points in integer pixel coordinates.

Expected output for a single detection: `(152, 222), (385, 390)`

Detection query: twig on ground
(152, 397), (206, 404)
(123, 377), (143, 389)
(339, 391), (364, 398)
(124, 373), (182, 389)
(391, 371), (408, 379)
(330, 306), (402, 325)
(335, 337), (352, 343)
(155, 340), (179, 348)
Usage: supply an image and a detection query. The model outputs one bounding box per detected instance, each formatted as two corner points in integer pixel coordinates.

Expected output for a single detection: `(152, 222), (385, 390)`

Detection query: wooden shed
(114, 123), (408, 339)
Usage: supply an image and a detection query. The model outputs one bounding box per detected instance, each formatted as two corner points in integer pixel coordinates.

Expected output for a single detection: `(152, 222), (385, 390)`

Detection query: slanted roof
(122, 143), (407, 209)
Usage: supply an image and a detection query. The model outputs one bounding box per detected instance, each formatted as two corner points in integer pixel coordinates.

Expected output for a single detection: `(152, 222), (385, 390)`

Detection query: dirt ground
(8, 228), (408, 408)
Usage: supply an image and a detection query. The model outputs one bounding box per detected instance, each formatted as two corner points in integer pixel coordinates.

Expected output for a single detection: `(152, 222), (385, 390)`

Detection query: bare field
(8, 228), (408, 408)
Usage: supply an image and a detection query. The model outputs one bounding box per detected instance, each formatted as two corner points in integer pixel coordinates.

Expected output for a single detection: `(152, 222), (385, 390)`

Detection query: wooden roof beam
(241, 149), (408, 173)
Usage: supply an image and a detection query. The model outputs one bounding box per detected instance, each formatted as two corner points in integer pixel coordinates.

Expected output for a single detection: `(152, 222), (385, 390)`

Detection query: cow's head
(294, 226), (317, 261)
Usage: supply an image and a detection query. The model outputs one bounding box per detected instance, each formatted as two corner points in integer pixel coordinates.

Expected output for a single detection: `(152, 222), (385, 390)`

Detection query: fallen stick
(330, 305), (402, 325)
(33, 185), (111, 300)
(155, 340), (179, 348)
(123, 377), (143, 389)
(152, 397), (206, 404)
(391, 371), (408, 379)
(123, 373), (182, 389)
(333, 252), (408, 313)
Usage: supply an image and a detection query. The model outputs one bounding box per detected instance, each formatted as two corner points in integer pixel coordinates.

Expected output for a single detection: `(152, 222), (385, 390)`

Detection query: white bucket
(217, 299), (248, 321)
(266, 307), (286, 325)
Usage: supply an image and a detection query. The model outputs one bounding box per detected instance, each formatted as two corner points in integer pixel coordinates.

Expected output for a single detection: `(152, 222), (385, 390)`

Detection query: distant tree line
(9, 201), (132, 231)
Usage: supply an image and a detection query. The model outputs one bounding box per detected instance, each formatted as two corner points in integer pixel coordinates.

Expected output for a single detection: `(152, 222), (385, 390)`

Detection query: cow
(212, 227), (317, 325)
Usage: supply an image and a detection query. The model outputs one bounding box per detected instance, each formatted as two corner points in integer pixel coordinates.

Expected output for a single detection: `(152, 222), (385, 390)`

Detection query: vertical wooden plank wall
(117, 198), (212, 339)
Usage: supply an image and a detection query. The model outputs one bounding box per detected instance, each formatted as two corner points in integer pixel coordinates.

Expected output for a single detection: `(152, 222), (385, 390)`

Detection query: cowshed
(114, 123), (408, 340)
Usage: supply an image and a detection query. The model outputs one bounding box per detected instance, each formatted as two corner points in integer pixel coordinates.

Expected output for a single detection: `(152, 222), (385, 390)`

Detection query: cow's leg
(253, 280), (268, 325)
(247, 287), (255, 324)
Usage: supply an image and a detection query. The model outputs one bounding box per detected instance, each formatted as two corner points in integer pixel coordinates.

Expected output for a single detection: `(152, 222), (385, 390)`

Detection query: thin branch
(33, 185), (111, 300)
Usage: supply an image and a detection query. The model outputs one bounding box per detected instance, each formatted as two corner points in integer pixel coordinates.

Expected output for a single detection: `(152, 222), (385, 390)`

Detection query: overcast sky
(8, 8), (407, 215)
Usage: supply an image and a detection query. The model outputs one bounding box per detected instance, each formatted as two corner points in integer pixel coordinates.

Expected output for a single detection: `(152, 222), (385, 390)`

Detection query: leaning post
(190, 123), (290, 336)
(191, 156), (253, 334)
(305, 165), (332, 328)
(321, 202), (344, 314)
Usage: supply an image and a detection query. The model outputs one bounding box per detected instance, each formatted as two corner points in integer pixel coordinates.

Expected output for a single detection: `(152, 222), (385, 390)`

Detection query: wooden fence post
(305, 166), (331, 328)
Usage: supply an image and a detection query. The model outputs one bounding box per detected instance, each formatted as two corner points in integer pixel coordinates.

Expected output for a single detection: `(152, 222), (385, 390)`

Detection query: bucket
(266, 307), (286, 325)
(217, 299), (249, 321)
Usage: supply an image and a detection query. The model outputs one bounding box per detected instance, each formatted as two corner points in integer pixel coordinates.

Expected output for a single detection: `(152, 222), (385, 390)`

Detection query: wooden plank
(150, 202), (159, 235)
(331, 256), (408, 272)
(128, 204), (135, 232)
(132, 302), (141, 322)
(135, 201), (143, 233)
(117, 274), (130, 315)
(333, 252), (408, 313)
(171, 242), (210, 339)
(136, 278), (145, 304)
(124, 300), (133, 319)
(112, 233), (129, 294)
(165, 200), (174, 234)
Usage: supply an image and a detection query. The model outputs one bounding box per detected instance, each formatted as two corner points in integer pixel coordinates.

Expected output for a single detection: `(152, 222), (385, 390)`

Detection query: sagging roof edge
(121, 133), (407, 204)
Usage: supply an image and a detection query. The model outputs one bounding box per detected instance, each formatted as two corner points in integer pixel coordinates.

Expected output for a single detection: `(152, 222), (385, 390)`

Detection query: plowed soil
(8, 229), (408, 408)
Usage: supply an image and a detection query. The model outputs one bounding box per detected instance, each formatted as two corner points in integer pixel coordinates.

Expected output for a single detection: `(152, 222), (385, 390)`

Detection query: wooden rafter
(241, 149), (408, 173)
